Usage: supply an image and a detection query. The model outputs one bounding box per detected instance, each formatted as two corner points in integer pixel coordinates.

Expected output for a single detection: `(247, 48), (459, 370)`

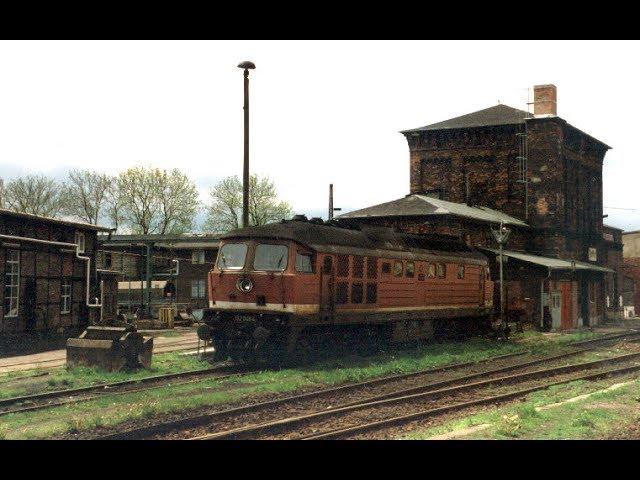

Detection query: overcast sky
(0, 40), (638, 230)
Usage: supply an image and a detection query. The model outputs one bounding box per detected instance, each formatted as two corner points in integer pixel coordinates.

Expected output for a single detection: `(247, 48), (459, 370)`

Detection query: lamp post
(238, 61), (256, 228)
(491, 221), (511, 332)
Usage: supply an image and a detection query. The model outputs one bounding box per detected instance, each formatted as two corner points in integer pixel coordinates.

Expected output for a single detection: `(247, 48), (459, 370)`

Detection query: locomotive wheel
(229, 335), (257, 365)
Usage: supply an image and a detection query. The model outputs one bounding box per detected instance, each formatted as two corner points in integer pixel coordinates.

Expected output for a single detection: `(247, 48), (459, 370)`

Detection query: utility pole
(328, 184), (341, 220)
(238, 61), (256, 228)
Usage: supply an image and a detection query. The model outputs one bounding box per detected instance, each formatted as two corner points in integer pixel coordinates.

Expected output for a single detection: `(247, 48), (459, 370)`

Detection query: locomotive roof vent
(291, 214), (309, 222)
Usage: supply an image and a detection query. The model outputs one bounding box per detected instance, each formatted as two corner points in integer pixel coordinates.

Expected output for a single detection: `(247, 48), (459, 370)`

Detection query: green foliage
(205, 174), (293, 233)
(115, 166), (200, 234)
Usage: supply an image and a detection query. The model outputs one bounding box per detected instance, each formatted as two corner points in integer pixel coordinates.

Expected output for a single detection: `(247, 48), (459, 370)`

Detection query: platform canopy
(337, 194), (528, 228)
(481, 248), (614, 273)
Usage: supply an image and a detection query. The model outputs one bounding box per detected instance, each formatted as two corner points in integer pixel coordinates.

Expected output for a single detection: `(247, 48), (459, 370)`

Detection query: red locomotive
(202, 216), (494, 363)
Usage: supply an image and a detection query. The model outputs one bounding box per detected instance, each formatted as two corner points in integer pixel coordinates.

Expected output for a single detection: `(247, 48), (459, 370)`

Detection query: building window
(191, 279), (206, 298)
(4, 249), (20, 317)
(75, 232), (85, 254)
(458, 265), (465, 279)
(61, 279), (72, 314)
(381, 262), (391, 275)
(104, 252), (113, 269)
(192, 249), (205, 264)
(436, 263), (446, 278)
(405, 261), (415, 278)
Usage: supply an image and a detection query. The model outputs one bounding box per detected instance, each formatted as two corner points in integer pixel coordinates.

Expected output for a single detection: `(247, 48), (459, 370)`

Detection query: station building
(0, 209), (116, 344)
(338, 85), (624, 330)
(97, 234), (220, 318)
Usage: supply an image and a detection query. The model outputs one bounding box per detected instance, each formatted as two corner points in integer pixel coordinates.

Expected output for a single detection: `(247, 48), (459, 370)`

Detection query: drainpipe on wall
(0, 233), (104, 322)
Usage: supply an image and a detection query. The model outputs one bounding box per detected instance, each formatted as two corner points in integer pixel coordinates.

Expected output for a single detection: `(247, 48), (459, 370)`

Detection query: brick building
(622, 231), (640, 316)
(339, 84), (623, 329)
(0, 209), (116, 341)
(97, 234), (220, 318)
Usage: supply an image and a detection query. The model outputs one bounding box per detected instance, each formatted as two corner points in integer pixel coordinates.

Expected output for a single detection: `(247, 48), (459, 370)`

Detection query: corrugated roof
(0, 208), (113, 232)
(336, 194), (528, 228)
(100, 233), (221, 249)
(401, 104), (532, 133)
(481, 248), (614, 273)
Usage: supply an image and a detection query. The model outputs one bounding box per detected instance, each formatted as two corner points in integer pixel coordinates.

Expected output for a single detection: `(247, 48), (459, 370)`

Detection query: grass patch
(402, 377), (640, 440)
(0, 351), (213, 400)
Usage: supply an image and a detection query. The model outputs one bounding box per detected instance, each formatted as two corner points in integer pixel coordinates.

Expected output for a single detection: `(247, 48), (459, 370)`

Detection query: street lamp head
(237, 61), (256, 70)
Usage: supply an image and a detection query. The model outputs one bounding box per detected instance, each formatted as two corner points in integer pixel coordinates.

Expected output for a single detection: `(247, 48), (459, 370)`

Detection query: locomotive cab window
(436, 263), (446, 278)
(295, 252), (314, 273)
(457, 265), (465, 279)
(393, 261), (403, 277)
(405, 261), (415, 278)
(254, 244), (289, 271)
(217, 243), (248, 270)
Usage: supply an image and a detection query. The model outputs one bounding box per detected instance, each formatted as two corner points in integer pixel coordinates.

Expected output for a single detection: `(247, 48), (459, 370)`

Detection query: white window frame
(191, 249), (205, 264)
(75, 231), (85, 254)
(191, 279), (206, 298)
(4, 249), (20, 317)
(61, 279), (72, 314)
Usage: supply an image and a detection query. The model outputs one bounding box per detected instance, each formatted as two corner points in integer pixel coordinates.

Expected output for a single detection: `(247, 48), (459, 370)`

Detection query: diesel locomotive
(201, 216), (494, 363)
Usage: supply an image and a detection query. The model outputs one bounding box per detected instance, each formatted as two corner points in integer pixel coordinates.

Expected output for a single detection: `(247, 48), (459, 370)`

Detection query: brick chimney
(533, 84), (557, 117)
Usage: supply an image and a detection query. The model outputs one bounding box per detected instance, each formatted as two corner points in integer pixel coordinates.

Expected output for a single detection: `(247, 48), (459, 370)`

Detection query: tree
(205, 174), (293, 233)
(4, 174), (64, 217)
(115, 166), (200, 234)
(61, 169), (111, 225)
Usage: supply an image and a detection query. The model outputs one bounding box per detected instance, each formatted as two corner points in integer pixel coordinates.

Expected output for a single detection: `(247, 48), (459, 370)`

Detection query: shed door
(560, 282), (573, 330)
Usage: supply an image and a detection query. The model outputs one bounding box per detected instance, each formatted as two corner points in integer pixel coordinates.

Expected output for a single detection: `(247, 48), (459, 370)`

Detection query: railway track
(0, 364), (248, 417)
(194, 351), (640, 440)
(96, 329), (640, 440)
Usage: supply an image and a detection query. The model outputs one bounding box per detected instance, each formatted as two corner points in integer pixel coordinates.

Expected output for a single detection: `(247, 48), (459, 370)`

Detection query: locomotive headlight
(236, 277), (254, 293)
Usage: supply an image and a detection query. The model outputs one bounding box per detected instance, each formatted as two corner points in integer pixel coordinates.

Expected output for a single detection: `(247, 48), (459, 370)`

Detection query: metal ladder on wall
(516, 89), (531, 220)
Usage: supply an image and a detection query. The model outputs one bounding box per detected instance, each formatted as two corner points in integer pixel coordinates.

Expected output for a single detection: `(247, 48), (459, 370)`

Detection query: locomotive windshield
(217, 243), (248, 270)
(253, 244), (288, 271)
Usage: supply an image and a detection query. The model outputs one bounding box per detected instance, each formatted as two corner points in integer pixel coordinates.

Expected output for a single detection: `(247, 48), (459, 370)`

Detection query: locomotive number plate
(234, 315), (255, 324)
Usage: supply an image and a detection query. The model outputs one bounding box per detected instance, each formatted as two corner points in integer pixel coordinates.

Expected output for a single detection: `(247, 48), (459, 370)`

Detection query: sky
(0, 40), (639, 230)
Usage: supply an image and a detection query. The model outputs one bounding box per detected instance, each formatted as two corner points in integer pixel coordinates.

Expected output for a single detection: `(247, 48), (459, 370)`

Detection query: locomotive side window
(381, 262), (391, 274)
(352, 256), (364, 278)
(253, 244), (289, 271)
(366, 283), (377, 303)
(336, 282), (348, 304)
(405, 261), (415, 278)
(217, 243), (248, 270)
(457, 265), (465, 279)
(366, 257), (378, 278)
(427, 263), (436, 278)
(393, 261), (403, 277)
(351, 283), (363, 303)
(295, 252), (314, 273)
(337, 254), (350, 277)
(436, 263), (446, 278)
